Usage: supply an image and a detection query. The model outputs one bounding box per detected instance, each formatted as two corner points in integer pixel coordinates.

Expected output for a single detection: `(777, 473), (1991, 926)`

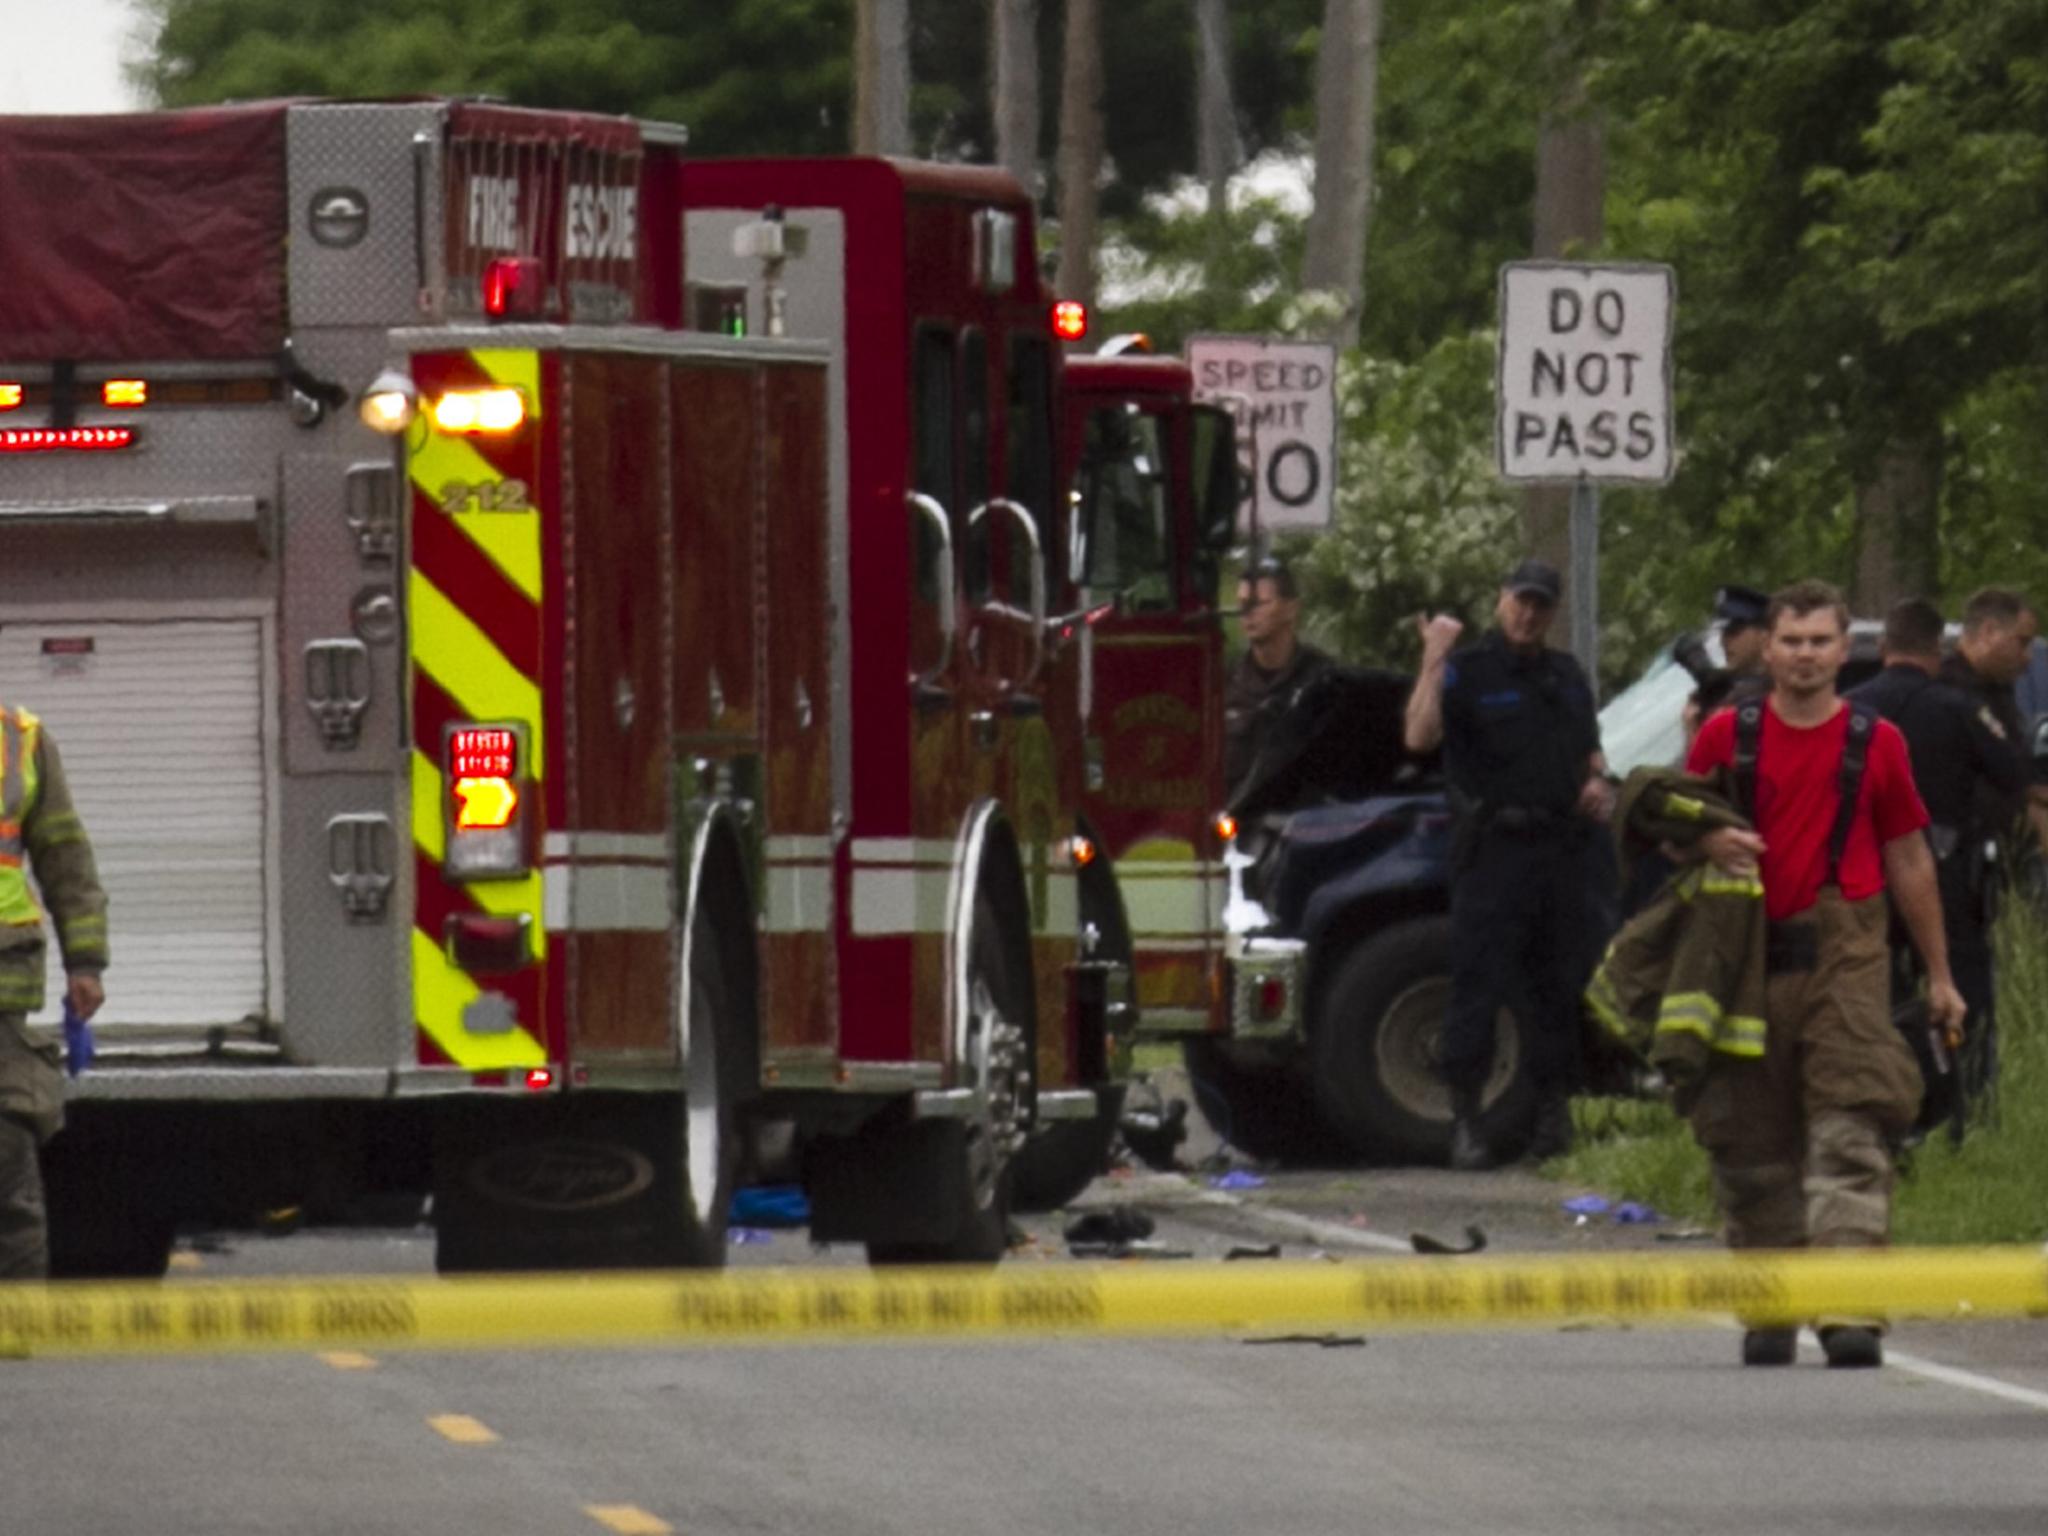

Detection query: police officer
(0, 697), (109, 1278)
(1935, 589), (2046, 1102)
(1405, 559), (1612, 1168)
(1850, 598), (2023, 1125)
(1716, 584), (1771, 695)
(1223, 556), (1332, 798)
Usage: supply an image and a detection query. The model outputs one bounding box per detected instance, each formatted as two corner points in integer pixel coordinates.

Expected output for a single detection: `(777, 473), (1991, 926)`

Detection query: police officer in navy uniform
(1223, 556), (1332, 798)
(1405, 559), (1613, 1168)
(1924, 590), (2041, 1107)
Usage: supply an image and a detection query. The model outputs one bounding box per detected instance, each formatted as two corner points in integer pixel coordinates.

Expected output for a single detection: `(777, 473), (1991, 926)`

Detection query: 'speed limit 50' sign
(1495, 262), (1676, 484)
(1189, 335), (1337, 533)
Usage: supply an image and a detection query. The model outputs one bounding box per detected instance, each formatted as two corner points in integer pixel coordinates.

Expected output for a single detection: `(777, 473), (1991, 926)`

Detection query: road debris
(1410, 1224), (1487, 1255)
(1225, 1243), (1282, 1261)
(1062, 1208), (1156, 1246)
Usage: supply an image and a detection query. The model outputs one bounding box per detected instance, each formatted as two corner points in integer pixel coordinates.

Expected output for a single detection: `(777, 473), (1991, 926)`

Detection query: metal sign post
(1569, 476), (1599, 678)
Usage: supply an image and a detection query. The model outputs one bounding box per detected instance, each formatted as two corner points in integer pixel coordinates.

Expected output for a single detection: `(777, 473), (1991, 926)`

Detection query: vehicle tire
(433, 904), (745, 1272)
(1310, 914), (1535, 1165)
(1009, 1086), (1127, 1212)
(867, 882), (1030, 1265)
(1180, 1036), (1327, 1163)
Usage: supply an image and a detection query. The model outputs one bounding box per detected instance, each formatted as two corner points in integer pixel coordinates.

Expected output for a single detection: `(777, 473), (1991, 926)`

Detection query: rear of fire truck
(1, 102), (1159, 1273)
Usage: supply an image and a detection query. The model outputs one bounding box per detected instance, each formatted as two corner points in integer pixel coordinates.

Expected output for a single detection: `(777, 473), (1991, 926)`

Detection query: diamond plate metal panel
(288, 103), (448, 329)
(283, 452), (405, 772)
(279, 772), (413, 1068)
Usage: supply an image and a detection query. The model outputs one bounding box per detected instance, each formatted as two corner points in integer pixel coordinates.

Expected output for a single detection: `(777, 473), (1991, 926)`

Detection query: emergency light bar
(0, 383), (21, 411)
(102, 379), (148, 407)
(1051, 301), (1090, 342)
(0, 426), (138, 454)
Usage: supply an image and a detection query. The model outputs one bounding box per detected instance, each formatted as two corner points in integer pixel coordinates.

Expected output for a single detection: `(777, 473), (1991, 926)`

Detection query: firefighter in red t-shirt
(1685, 579), (1966, 1371)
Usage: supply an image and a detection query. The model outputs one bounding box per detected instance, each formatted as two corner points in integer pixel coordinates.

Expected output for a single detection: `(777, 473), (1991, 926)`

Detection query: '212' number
(439, 478), (530, 514)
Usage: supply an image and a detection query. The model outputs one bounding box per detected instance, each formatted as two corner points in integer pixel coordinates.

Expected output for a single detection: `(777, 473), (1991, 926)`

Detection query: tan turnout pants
(1686, 891), (1923, 1275)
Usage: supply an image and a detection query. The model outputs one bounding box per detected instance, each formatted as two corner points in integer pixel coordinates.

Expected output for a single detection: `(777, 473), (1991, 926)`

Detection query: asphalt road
(4, 1160), (2044, 1536)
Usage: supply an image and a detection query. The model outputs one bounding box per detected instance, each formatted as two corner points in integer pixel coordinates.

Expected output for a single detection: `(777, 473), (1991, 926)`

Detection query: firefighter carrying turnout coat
(1586, 767), (1768, 1100)
(0, 704), (109, 1277)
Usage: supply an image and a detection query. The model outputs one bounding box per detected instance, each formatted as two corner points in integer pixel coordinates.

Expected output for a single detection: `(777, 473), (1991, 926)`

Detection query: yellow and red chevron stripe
(407, 347), (549, 1070)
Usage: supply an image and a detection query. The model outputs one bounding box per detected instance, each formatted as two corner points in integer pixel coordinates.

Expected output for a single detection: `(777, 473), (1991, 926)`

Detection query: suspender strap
(1732, 698), (1878, 887)
(1827, 702), (1878, 884)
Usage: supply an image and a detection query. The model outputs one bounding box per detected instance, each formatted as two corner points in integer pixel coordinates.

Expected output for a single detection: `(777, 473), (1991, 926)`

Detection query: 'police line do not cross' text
(1495, 262), (1675, 485)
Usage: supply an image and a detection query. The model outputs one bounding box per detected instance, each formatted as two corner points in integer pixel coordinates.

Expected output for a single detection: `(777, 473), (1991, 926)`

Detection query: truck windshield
(1076, 405), (1174, 611)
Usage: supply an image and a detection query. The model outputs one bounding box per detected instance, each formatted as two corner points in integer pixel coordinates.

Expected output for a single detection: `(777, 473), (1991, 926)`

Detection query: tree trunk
(992, 0), (1040, 185)
(1194, 0), (1240, 224)
(1851, 429), (1943, 613)
(1520, 67), (1606, 658)
(854, 0), (912, 156)
(1298, 0), (1382, 349)
(1054, 0), (1106, 310)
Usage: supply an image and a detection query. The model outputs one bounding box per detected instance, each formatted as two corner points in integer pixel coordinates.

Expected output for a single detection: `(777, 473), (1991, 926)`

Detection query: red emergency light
(1051, 300), (1090, 342)
(444, 723), (531, 878)
(0, 426), (137, 454)
(483, 256), (547, 320)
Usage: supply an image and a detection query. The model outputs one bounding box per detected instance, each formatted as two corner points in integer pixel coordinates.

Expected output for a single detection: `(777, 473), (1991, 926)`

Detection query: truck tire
(1310, 915), (1535, 1164)
(433, 903), (745, 1272)
(1180, 1037), (1326, 1163)
(867, 883), (1029, 1265)
(1009, 1085), (1126, 1212)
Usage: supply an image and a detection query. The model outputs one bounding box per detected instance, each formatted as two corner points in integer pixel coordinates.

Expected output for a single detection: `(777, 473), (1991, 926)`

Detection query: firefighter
(0, 698), (109, 1278)
(1223, 556), (1332, 798)
(1850, 597), (2030, 1128)
(1687, 580), (1964, 1370)
(1405, 558), (1613, 1170)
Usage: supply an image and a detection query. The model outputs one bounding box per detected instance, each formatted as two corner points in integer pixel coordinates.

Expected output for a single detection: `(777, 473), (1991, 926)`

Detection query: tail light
(444, 723), (531, 879)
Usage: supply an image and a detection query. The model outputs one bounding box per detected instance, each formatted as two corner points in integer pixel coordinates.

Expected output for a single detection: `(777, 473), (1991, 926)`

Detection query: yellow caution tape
(1, 1249), (2043, 1360)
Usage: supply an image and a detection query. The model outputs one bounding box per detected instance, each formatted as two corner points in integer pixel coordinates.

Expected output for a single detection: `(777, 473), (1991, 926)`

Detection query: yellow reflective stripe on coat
(0, 707), (44, 927)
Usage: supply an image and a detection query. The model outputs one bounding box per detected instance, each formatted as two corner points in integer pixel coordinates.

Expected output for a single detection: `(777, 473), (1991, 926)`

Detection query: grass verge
(1549, 894), (2048, 1244)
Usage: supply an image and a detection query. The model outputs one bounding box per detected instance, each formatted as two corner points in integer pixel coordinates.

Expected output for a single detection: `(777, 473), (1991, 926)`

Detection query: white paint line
(1185, 1185), (1415, 1255)
(1884, 1348), (2048, 1412)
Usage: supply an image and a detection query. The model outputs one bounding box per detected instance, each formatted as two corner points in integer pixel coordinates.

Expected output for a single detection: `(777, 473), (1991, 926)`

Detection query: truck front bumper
(1226, 934), (1308, 1043)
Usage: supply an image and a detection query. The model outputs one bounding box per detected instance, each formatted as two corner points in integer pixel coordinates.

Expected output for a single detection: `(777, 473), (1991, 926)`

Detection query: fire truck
(0, 101), (1238, 1273)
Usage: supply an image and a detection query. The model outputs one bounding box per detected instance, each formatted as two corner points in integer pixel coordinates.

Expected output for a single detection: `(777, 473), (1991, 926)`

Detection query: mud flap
(804, 1118), (981, 1248)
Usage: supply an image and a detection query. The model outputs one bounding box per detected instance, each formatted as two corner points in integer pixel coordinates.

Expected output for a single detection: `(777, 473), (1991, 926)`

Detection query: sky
(4, 0), (146, 114)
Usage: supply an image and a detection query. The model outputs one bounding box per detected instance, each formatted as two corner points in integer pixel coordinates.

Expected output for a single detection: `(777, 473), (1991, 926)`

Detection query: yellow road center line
(428, 1414), (500, 1445)
(318, 1351), (378, 1371)
(584, 1507), (672, 1535)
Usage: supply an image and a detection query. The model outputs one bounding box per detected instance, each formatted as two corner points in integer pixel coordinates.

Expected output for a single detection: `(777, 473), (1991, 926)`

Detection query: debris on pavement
(1118, 1095), (1190, 1172)
(726, 1227), (775, 1245)
(1561, 1194), (1612, 1217)
(1068, 1238), (1195, 1260)
(1062, 1207), (1156, 1246)
(1207, 1169), (1267, 1191)
(1225, 1242), (1282, 1261)
(730, 1183), (811, 1228)
(1410, 1224), (1487, 1255)
(1655, 1227), (1717, 1243)
(1243, 1333), (1368, 1348)
(1612, 1201), (1661, 1225)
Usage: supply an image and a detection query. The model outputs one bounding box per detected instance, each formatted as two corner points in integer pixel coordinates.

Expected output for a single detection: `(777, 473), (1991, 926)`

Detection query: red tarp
(0, 105), (288, 363)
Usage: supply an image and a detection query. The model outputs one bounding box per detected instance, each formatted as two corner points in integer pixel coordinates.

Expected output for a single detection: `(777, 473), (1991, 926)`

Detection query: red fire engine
(0, 101), (1236, 1273)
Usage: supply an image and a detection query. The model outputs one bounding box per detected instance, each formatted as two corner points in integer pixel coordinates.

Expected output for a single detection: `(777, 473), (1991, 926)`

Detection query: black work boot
(1448, 1088), (1493, 1171)
(1526, 1092), (1575, 1162)
(1741, 1327), (1798, 1367)
(1819, 1325), (1884, 1369)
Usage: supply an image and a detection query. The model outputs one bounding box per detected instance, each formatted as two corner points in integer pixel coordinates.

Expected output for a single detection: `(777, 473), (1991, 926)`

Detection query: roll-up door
(0, 619), (271, 1029)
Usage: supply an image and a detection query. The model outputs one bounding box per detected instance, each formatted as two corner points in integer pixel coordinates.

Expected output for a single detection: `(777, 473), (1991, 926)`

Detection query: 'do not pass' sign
(1189, 334), (1337, 533)
(1495, 262), (1675, 484)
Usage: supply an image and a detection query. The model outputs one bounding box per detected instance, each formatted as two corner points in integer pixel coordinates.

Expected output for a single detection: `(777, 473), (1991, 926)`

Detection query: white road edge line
(1883, 1348), (2048, 1412)
(1190, 1187), (1417, 1255)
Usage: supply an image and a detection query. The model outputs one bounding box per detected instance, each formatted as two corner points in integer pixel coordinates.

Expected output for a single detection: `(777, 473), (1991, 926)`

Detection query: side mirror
(1191, 404), (1240, 553)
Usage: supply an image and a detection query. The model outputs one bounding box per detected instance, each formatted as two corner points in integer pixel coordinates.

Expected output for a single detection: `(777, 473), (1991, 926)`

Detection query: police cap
(1715, 584), (1770, 633)
(1504, 558), (1561, 604)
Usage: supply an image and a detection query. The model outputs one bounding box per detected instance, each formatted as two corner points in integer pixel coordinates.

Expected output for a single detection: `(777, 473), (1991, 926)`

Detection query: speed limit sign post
(1189, 335), (1338, 540)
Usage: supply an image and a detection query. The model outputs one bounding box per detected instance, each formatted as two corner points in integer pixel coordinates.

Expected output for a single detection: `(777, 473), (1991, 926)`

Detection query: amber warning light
(450, 727), (521, 831)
